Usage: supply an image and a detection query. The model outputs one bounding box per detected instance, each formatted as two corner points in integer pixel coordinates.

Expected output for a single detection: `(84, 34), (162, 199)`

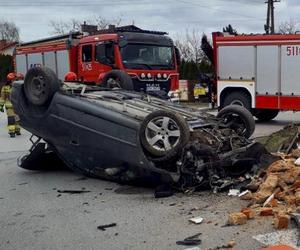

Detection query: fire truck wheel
(223, 91), (251, 111)
(140, 110), (190, 158)
(254, 109), (279, 122)
(24, 67), (60, 106)
(217, 105), (255, 139)
(102, 70), (134, 90)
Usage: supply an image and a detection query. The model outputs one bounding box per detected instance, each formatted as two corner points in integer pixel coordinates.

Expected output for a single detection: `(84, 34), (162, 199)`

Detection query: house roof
(0, 40), (17, 52)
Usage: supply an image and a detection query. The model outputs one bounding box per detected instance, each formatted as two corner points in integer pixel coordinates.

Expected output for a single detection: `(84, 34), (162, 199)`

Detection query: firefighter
(0, 73), (21, 138)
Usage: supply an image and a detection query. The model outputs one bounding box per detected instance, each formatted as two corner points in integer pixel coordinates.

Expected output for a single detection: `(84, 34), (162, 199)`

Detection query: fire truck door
(78, 43), (112, 83)
(78, 44), (94, 82)
(93, 42), (113, 79)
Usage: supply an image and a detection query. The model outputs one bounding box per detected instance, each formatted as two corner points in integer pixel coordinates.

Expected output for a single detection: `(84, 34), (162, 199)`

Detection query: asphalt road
(1, 111), (300, 250)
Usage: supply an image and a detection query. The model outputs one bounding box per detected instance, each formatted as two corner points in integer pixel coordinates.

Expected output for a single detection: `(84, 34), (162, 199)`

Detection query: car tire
(222, 91), (251, 111)
(102, 70), (134, 90)
(24, 67), (60, 106)
(254, 109), (279, 122)
(217, 105), (255, 138)
(139, 110), (190, 159)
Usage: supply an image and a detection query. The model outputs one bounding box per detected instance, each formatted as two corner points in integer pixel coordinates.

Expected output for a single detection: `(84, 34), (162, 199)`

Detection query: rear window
(82, 45), (93, 62)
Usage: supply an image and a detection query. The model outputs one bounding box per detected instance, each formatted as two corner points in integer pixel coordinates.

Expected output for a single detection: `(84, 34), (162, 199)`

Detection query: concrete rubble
(228, 124), (300, 232)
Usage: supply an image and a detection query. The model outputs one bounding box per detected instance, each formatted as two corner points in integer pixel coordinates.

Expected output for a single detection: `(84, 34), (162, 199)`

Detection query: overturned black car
(12, 67), (268, 191)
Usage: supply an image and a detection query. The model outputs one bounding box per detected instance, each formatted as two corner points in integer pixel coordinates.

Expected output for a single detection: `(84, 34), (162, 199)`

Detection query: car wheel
(222, 91), (251, 111)
(24, 67), (60, 106)
(140, 110), (190, 158)
(254, 109), (279, 122)
(102, 70), (134, 90)
(217, 105), (255, 138)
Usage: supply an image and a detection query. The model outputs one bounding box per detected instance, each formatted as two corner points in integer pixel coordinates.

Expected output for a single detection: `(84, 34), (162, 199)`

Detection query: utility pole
(264, 0), (281, 34)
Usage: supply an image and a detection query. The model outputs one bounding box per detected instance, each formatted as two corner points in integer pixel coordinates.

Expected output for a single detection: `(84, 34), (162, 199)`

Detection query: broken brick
(260, 244), (297, 250)
(268, 160), (289, 173)
(292, 179), (300, 190)
(228, 212), (247, 225)
(241, 208), (254, 219)
(284, 195), (296, 205)
(258, 174), (278, 192)
(260, 207), (273, 216)
(292, 149), (300, 158)
(269, 199), (278, 207)
(274, 214), (289, 230)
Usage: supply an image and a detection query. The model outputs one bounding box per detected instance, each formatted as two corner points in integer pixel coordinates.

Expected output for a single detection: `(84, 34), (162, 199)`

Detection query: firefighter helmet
(7, 72), (16, 81)
(16, 73), (24, 80)
(64, 72), (77, 82)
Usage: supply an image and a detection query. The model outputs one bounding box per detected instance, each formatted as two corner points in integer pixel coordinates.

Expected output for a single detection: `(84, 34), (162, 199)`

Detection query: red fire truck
(202, 32), (300, 121)
(15, 25), (180, 93)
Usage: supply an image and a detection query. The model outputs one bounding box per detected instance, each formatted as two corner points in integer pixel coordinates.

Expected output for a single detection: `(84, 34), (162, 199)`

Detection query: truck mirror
(119, 39), (128, 48)
(175, 47), (181, 67)
(96, 42), (115, 65)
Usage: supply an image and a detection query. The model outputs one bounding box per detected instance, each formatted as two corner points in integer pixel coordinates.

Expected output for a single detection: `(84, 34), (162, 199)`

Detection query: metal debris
(97, 223), (117, 231)
(176, 233), (202, 246)
(57, 190), (90, 194)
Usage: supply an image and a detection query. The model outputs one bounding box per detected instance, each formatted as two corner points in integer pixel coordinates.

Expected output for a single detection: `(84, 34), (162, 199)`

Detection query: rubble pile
(228, 124), (300, 229)
(229, 148), (300, 229)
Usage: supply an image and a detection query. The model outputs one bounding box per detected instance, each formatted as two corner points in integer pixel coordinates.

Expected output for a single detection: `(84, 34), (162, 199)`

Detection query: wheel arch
(219, 86), (254, 109)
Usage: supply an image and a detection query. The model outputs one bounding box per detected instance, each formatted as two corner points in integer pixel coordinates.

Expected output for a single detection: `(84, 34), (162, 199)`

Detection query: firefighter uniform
(0, 75), (21, 137)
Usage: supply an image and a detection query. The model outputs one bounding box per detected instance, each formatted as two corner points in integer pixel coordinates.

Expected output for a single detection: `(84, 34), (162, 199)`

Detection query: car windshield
(120, 44), (174, 70)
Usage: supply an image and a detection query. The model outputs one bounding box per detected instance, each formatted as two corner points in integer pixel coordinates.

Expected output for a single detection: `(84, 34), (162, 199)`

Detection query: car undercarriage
(11, 67), (274, 192)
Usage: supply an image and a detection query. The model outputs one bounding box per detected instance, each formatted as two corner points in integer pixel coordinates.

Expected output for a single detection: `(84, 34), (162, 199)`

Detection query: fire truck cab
(15, 25), (180, 93)
(208, 32), (300, 121)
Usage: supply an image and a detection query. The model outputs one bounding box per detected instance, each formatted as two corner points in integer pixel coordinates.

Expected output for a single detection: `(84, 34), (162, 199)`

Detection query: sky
(0, 0), (300, 42)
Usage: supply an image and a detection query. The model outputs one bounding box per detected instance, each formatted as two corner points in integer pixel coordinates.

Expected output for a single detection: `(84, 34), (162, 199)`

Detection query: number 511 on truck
(202, 32), (300, 121)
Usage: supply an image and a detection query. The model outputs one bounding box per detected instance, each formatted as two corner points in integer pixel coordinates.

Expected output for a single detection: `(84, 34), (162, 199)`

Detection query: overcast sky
(0, 0), (300, 42)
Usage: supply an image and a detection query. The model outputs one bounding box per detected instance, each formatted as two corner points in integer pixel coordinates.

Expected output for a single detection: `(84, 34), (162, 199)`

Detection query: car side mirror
(175, 47), (181, 67)
(96, 41), (115, 65)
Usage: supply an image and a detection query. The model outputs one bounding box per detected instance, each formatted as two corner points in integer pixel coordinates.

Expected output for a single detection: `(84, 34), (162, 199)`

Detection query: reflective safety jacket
(0, 85), (13, 109)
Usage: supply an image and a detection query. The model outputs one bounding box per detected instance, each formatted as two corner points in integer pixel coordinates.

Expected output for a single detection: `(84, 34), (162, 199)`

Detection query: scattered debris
(260, 208), (274, 216)
(238, 190), (250, 197)
(57, 190), (90, 194)
(295, 158), (300, 166)
(228, 212), (247, 225)
(228, 189), (240, 196)
(241, 208), (254, 219)
(264, 193), (276, 207)
(176, 233), (202, 246)
(18, 182), (28, 185)
(260, 245), (296, 250)
(183, 247), (202, 250)
(189, 216), (204, 224)
(97, 223), (117, 231)
(227, 240), (236, 248)
(253, 229), (299, 249)
(274, 214), (290, 230)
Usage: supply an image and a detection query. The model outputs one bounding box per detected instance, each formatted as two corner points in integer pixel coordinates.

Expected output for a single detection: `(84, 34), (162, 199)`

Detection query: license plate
(146, 83), (161, 91)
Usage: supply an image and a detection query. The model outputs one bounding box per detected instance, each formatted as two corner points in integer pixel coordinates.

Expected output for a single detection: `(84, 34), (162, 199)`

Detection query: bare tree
(0, 20), (19, 42)
(49, 19), (80, 35)
(174, 29), (206, 63)
(278, 19), (297, 34)
(49, 16), (123, 35)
